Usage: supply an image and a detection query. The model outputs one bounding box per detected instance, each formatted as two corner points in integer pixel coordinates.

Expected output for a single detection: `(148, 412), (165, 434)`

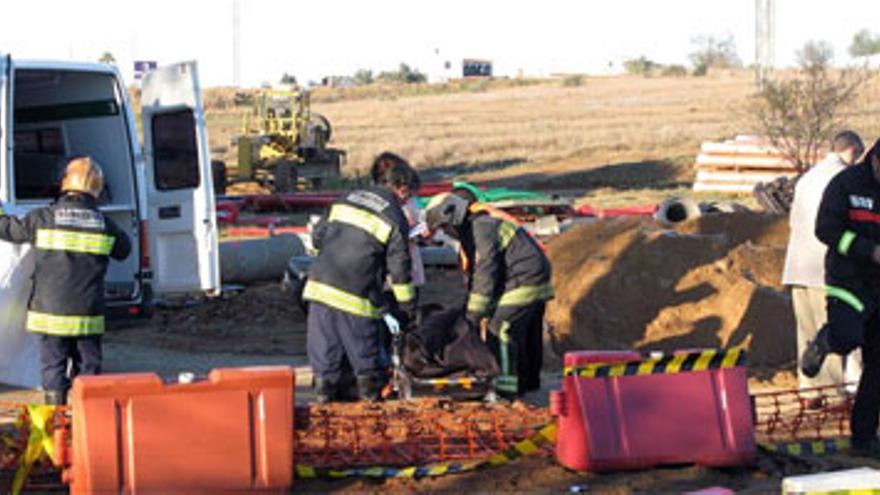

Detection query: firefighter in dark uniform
(425, 191), (553, 397)
(803, 138), (880, 456)
(0, 157), (131, 405)
(303, 158), (419, 402)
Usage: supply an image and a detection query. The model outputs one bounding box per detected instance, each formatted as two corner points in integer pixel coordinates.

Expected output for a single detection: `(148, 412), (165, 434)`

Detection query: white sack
(0, 205), (39, 388)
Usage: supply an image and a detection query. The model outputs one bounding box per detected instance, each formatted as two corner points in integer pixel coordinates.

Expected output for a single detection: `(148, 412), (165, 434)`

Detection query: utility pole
(233, 0), (242, 87)
(755, 0), (775, 87)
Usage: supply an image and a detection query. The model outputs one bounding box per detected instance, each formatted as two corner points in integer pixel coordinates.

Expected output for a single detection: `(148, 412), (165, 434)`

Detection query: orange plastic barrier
(65, 367), (294, 494)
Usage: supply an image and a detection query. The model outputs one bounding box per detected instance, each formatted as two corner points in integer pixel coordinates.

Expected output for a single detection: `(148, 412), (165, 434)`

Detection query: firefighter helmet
(425, 192), (469, 231)
(61, 157), (104, 198)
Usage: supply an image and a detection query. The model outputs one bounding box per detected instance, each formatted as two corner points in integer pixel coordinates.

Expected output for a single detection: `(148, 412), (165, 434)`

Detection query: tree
(689, 35), (741, 75)
(849, 29), (880, 58)
(752, 40), (872, 172)
(98, 52), (116, 65)
(279, 72), (297, 85)
(796, 40), (834, 71)
(352, 69), (374, 85)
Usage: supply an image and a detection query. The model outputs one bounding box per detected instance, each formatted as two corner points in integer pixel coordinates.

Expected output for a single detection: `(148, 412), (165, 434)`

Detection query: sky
(1, 0), (876, 87)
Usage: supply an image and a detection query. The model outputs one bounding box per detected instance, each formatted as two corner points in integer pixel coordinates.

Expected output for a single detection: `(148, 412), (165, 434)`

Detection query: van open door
(0, 54), (10, 203)
(141, 61), (220, 296)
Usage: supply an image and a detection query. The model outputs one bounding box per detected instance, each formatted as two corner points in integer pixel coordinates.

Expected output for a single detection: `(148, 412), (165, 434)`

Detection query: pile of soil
(545, 211), (793, 374)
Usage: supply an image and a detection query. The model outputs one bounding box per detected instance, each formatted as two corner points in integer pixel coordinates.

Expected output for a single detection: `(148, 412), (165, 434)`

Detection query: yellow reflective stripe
(391, 283), (415, 303)
(26, 311), (105, 336)
(826, 285), (865, 313)
(498, 283), (554, 307)
(838, 230), (857, 255)
(302, 280), (381, 318)
(328, 204), (392, 244)
(36, 229), (114, 255)
(467, 292), (491, 314)
(498, 221), (517, 249)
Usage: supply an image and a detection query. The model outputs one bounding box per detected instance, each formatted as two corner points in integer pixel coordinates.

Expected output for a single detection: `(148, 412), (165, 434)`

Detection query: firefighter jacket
(816, 161), (880, 311)
(459, 210), (553, 322)
(303, 187), (414, 319)
(0, 193), (131, 336)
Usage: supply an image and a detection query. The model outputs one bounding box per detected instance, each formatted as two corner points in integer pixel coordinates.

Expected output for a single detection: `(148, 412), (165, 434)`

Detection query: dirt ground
(0, 214), (864, 493)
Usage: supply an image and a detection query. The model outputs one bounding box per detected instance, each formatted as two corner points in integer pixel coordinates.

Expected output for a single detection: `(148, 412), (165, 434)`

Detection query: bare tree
(752, 40), (872, 172)
(689, 34), (741, 75)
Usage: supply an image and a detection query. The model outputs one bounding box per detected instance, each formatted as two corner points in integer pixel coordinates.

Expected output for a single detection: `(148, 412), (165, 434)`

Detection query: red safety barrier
(551, 349), (755, 472)
(64, 367), (294, 494)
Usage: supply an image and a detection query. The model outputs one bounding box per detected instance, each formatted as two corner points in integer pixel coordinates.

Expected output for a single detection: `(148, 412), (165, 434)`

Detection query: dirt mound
(546, 211), (794, 373)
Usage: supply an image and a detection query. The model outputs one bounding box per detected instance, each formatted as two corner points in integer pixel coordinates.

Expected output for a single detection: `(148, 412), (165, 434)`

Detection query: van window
(152, 109), (200, 191)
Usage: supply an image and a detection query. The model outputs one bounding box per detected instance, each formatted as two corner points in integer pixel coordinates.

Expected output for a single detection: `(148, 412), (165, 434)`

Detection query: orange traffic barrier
(66, 367), (294, 494)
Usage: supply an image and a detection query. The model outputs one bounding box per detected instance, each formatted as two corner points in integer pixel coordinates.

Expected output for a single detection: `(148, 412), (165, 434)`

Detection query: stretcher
(386, 307), (499, 401)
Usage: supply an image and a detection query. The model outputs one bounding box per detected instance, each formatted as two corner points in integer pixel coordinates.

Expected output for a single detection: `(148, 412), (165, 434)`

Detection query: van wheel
(273, 161), (298, 193)
(211, 160), (227, 195)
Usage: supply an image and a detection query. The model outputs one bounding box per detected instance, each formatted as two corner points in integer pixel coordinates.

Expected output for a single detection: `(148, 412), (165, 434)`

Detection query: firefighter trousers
(39, 334), (102, 393)
(822, 287), (880, 443)
(307, 302), (387, 386)
(488, 301), (546, 396)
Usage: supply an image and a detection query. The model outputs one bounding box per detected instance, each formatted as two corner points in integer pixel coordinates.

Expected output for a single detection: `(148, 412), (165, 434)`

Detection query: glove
(382, 313), (402, 336)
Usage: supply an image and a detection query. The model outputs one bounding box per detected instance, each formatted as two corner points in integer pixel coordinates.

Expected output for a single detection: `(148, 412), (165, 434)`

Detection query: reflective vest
(458, 206), (553, 320)
(304, 187), (414, 319)
(0, 194), (132, 336)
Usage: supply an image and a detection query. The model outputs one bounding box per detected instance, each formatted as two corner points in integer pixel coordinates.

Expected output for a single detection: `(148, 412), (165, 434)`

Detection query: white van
(0, 56), (220, 312)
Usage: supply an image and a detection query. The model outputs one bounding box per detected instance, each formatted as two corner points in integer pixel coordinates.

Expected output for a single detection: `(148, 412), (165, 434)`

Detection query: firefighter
(424, 190), (553, 397)
(802, 138), (880, 456)
(0, 157), (131, 405)
(303, 156), (418, 402)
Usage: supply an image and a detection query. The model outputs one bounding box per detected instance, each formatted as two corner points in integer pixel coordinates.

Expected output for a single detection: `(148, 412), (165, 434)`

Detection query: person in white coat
(782, 130), (865, 392)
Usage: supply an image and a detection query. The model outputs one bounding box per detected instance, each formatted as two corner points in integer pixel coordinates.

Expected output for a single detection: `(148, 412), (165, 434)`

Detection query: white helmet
(425, 192), (469, 231)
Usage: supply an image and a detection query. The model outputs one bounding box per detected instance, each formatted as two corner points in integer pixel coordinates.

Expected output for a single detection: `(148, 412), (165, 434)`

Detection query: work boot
(44, 390), (67, 406)
(851, 437), (880, 458)
(313, 378), (337, 404)
(356, 375), (382, 402)
(801, 326), (831, 378)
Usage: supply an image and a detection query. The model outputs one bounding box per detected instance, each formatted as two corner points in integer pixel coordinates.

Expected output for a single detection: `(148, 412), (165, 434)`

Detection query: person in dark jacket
(0, 157), (131, 405)
(303, 155), (419, 402)
(802, 138), (880, 456)
(424, 190), (553, 397)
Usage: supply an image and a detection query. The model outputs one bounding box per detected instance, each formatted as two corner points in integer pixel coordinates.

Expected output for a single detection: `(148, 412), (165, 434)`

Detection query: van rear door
(0, 54), (10, 203)
(141, 61), (219, 295)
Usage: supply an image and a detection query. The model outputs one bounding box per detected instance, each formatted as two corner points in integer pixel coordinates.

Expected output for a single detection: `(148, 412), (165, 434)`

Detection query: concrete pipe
(220, 234), (306, 284)
(654, 196), (702, 224)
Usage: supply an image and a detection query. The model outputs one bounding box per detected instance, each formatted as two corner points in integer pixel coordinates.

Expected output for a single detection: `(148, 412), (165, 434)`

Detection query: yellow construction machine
(214, 87), (344, 194)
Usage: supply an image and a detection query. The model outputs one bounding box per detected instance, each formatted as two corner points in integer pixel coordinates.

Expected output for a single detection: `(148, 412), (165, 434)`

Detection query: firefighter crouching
(0, 157), (131, 405)
(424, 191), (553, 397)
(303, 157), (419, 402)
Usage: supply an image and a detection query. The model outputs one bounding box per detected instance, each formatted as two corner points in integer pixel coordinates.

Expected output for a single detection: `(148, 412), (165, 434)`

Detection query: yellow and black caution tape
(563, 348), (745, 378)
(12, 405), (56, 495)
(295, 422), (557, 480)
(759, 437), (850, 457)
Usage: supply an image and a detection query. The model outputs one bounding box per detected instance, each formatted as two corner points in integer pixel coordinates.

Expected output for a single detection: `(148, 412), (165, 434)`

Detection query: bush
(752, 40), (872, 172)
(623, 56), (657, 77)
(376, 63), (427, 84)
(562, 74), (584, 87)
(661, 65), (688, 77)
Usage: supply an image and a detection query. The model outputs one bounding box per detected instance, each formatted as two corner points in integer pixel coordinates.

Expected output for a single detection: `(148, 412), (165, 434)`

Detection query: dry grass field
(204, 69), (880, 206)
